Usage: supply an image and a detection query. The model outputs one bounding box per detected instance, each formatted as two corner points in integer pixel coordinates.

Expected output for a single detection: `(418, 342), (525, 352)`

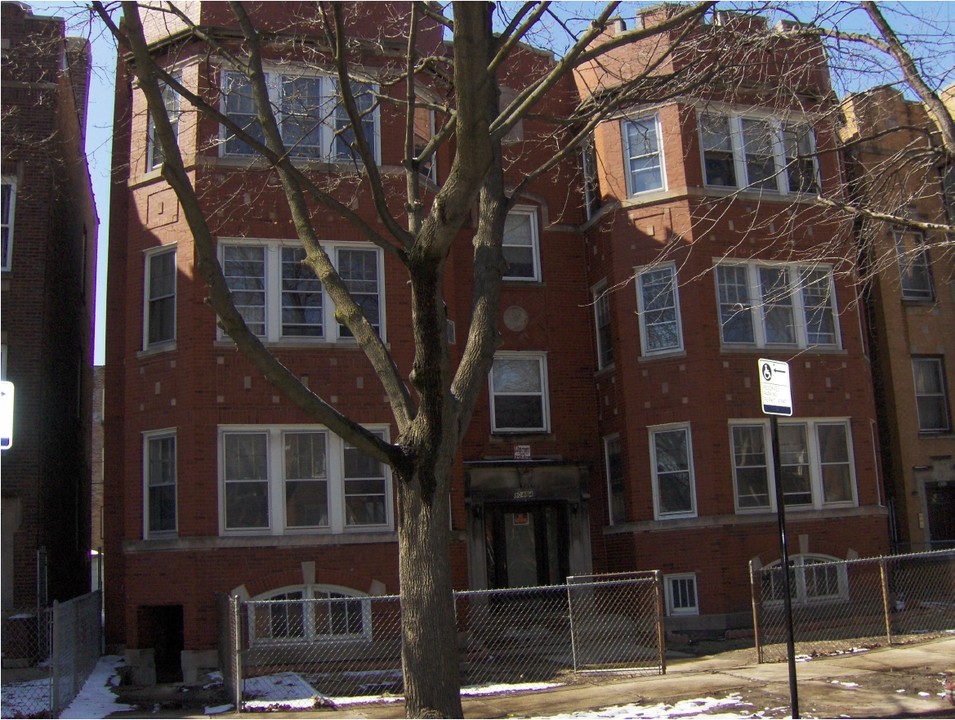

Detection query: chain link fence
(751, 550), (955, 663)
(1, 591), (103, 718)
(220, 572), (664, 709)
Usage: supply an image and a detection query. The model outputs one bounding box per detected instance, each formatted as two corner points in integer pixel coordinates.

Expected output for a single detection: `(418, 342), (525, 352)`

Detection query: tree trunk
(397, 462), (462, 718)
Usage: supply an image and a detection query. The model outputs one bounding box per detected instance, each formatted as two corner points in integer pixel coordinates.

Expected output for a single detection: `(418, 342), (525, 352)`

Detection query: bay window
(623, 115), (665, 195)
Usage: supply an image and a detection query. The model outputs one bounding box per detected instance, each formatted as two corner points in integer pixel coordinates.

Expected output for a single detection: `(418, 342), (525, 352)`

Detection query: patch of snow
(205, 703), (234, 714)
(59, 656), (135, 719)
(896, 689), (907, 694)
(919, 691), (931, 697)
(241, 672), (329, 711)
(462, 682), (563, 696)
(1, 677), (50, 719)
(523, 694), (751, 719)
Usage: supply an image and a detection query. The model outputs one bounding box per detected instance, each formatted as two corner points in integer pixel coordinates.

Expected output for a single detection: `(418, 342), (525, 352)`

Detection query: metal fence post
(654, 570), (666, 674)
(232, 594), (243, 710)
(49, 600), (60, 717)
(879, 557), (893, 646)
(565, 580), (578, 673)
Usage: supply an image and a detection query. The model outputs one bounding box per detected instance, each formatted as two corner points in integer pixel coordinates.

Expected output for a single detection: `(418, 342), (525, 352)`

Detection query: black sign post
(759, 360), (799, 719)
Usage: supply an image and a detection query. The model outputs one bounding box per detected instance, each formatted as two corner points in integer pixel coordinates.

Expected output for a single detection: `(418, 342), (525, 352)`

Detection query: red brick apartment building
(1, 1), (98, 622)
(104, 3), (889, 682)
(841, 87), (955, 553)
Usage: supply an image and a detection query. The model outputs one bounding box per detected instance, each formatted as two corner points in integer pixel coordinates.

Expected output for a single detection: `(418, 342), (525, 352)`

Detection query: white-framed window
(913, 357), (951, 433)
(604, 434), (625, 524)
(502, 207), (540, 281)
(636, 263), (683, 355)
(220, 69), (378, 163)
(144, 247), (176, 348)
(762, 554), (848, 605)
(895, 231), (934, 301)
(146, 72), (182, 170)
(622, 115), (665, 195)
(248, 584), (371, 645)
(665, 573), (699, 616)
(582, 134), (601, 218)
(144, 430), (177, 537)
(489, 352), (550, 433)
(219, 425), (392, 535)
(592, 281), (613, 369)
(649, 423), (696, 520)
(730, 419), (857, 513)
(1, 177), (16, 271)
(699, 111), (818, 194)
(413, 105), (437, 181)
(219, 240), (383, 343)
(714, 261), (839, 349)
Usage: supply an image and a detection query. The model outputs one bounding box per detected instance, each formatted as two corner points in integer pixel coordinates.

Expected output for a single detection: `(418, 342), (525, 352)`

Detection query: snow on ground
(1, 656), (133, 719)
(522, 693), (761, 719)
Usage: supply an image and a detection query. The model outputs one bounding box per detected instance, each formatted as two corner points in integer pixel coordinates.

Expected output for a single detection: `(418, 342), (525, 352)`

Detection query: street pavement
(108, 634), (955, 719)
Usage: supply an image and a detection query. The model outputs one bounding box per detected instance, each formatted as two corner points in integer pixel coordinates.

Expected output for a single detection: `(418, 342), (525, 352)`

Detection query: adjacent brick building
(841, 86), (955, 553)
(104, 3), (891, 681)
(1, 1), (98, 620)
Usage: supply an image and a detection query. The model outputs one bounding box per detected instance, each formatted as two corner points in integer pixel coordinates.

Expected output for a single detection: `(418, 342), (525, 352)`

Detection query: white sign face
(0, 381), (13, 450)
(758, 359), (792, 416)
(514, 444), (531, 461)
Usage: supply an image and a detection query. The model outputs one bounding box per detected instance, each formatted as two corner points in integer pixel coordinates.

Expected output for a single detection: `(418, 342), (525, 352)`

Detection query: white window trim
(143, 245), (177, 350)
(218, 67), (381, 164)
(912, 357), (951, 433)
(729, 418), (858, 514)
(763, 554), (849, 606)
(489, 351), (551, 434)
(894, 230), (935, 301)
(218, 424), (393, 536)
(664, 573), (699, 616)
(143, 428), (177, 539)
(622, 113), (666, 196)
(502, 206), (541, 282)
(698, 109), (819, 195)
(648, 423), (697, 520)
(1, 176), (16, 271)
(635, 262), (684, 356)
(248, 583), (372, 645)
(713, 260), (841, 349)
(592, 280), (613, 369)
(217, 238), (385, 344)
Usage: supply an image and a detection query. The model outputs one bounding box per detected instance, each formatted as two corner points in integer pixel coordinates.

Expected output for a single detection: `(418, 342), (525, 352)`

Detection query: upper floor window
(1, 177), (15, 271)
(592, 282), (613, 369)
(490, 352), (550, 433)
(604, 434), (626, 524)
(636, 263), (683, 355)
(144, 247), (176, 349)
(699, 112), (818, 194)
(730, 419), (856, 513)
(714, 262), (839, 349)
(502, 207), (540, 281)
(622, 115), (665, 195)
(221, 70), (378, 163)
(649, 423), (696, 520)
(912, 357), (951, 433)
(147, 72), (182, 170)
(581, 134), (601, 218)
(895, 231), (934, 300)
(219, 425), (392, 535)
(144, 430), (177, 538)
(219, 240), (383, 343)
(248, 584), (371, 645)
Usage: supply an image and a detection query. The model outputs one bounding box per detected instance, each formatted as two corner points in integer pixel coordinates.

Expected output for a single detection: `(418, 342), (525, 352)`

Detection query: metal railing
(1, 591), (103, 717)
(751, 550), (955, 663)
(220, 572), (664, 709)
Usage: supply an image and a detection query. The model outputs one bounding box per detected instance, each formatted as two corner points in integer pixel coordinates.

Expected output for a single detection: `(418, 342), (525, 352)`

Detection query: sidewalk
(109, 634), (955, 719)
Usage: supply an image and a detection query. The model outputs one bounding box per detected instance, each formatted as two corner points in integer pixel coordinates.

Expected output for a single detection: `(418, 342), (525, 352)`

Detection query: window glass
(223, 245), (266, 336)
(146, 249), (176, 346)
(779, 424), (811, 506)
(337, 248), (380, 337)
(582, 134), (601, 217)
(732, 425), (770, 509)
(605, 436), (625, 524)
(594, 285), (613, 368)
(666, 575), (698, 615)
(700, 113), (736, 187)
(1, 179), (15, 270)
(281, 247), (323, 337)
(281, 76), (325, 158)
(224, 432), (270, 529)
(502, 210), (539, 281)
(741, 118), (777, 190)
(817, 423), (852, 503)
(147, 434), (176, 534)
(783, 123), (818, 193)
(800, 269), (836, 345)
(913, 358), (951, 432)
(491, 355), (547, 432)
(638, 265), (681, 353)
(896, 231), (934, 300)
(343, 436), (387, 527)
(334, 81), (377, 161)
(624, 117), (663, 194)
(652, 427), (694, 517)
(148, 74), (182, 169)
(758, 266), (795, 344)
(223, 71), (264, 156)
(716, 265), (754, 343)
(284, 431), (328, 528)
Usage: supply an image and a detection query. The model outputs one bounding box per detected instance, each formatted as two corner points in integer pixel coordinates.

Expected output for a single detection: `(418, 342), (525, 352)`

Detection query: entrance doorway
(486, 503), (568, 589)
(926, 482), (955, 547)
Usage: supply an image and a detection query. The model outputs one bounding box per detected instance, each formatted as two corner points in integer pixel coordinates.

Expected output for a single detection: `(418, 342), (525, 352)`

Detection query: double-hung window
(912, 357), (951, 433)
(502, 207), (540, 281)
(593, 282), (613, 369)
(582, 134), (601, 218)
(144, 430), (177, 537)
(636, 263), (683, 355)
(147, 72), (182, 169)
(1, 177), (15, 271)
(221, 69), (378, 163)
(490, 352), (550, 433)
(649, 424), (696, 519)
(220, 425), (392, 535)
(220, 241), (383, 342)
(714, 261), (839, 349)
(144, 247), (176, 348)
(699, 112), (818, 194)
(895, 231), (934, 300)
(730, 419), (856, 512)
(622, 115), (665, 195)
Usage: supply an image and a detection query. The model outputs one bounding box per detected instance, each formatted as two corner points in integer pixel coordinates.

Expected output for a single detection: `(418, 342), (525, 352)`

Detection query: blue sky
(33, 1), (953, 365)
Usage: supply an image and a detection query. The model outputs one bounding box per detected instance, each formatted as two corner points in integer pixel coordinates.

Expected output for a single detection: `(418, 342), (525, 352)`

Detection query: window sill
(718, 345), (846, 356)
(603, 504), (883, 534)
(124, 531), (398, 553)
(490, 431), (553, 440)
(138, 342), (177, 358)
(638, 350), (687, 363)
(214, 338), (386, 351)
